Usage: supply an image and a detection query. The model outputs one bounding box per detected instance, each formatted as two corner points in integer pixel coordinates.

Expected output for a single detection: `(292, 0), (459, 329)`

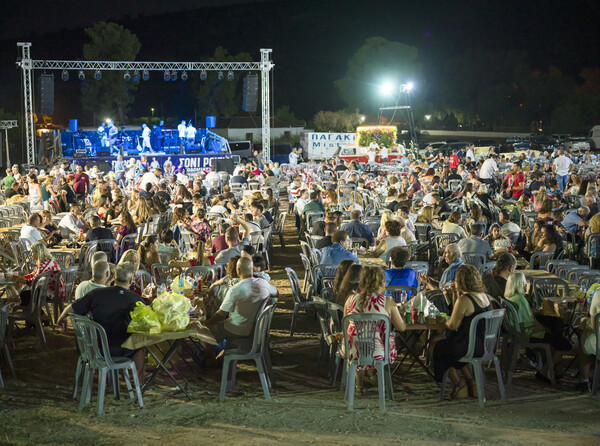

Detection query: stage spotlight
(171, 70), (178, 81)
(142, 69), (149, 81)
(227, 71), (234, 82)
(218, 71), (224, 81)
(78, 70), (85, 81)
(94, 70), (101, 80)
(181, 70), (188, 81)
(61, 69), (69, 81)
(123, 70), (131, 82)
(164, 70), (171, 81)
(133, 70), (140, 82)
(200, 70), (207, 81)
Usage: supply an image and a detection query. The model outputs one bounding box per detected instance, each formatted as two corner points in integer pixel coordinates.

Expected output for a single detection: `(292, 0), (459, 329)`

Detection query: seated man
(421, 243), (464, 290)
(86, 215), (116, 242)
(74, 259), (110, 300)
(340, 210), (375, 246)
(57, 262), (145, 384)
(384, 247), (418, 289)
(20, 213), (47, 247)
(205, 257), (277, 342)
(457, 223), (493, 259)
(214, 215), (252, 264)
(59, 204), (87, 238)
(499, 209), (521, 245)
(314, 222), (336, 249)
(319, 230), (359, 264)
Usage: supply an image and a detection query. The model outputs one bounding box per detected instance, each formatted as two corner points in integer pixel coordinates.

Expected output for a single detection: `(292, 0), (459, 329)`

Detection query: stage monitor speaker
(69, 119), (78, 132)
(211, 157), (234, 174)
(242, 74), (258, 112)
(96, 150), (111, 157)
(206, 116), (216, 128)
(39, 74), (55, 115)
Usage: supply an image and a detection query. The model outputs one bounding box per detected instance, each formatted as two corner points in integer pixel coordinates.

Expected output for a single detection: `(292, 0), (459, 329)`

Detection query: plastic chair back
(533, 278), (569, 307)
(414, 223), (433, 243)
(136, 269), (153, 289)
(529, 251), (555, 270)
(118, 234), (138, 260)
(460, 309), (505, 363)
(328, 302), (344, 333)
(463, 252), (487, 269)
(342, 313), (390, 367)
(479, 261), (497, 276)
(185, 266), (216, 284)
(286, 267), (307, 305)
(433, 233), (460, 255)
(306, 212), (325, 230)
(405, 261), (429, 276)
(350, 237), (369, 249)
(386, 285), (418, 302)
(60, 266), (79, 302)
(546, 259), (578, 275)
(69, 314), (117, 368)
(311, 264), (338, 295)
(53, 251), (76, 269)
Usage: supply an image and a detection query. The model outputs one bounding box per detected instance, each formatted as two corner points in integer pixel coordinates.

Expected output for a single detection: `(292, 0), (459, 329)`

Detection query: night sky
(0, 0), (598, 124)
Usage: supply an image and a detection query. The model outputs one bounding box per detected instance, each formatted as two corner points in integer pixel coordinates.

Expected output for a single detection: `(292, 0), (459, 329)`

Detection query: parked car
(229, 140), (253, 160)
(437, 141), (470, 156)
(498, 136), (524, 153)
(529, 134), (555, 150)
(564, 135), (590, 152)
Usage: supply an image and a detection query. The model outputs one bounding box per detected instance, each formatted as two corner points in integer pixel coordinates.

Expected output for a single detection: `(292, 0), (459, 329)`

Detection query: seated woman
(105, 199), (124, 226)
(119, 249), (142, 295)
(334, 263), (362, 306)
(583, 213), (600, 260)
(537, 199), (553, 221)
(40, 210), (62, 246)
(465, 203), (488, 227)
(138, 235), (161, 271)
(384, 247), (418, 290)
(441, 211), (467, 239)
(484, 223), (511, 255)
(431, 265), (490, 398)
(11, 242), (64, 307)
(205, 256), (241, 315)
(577, 283), (600, 393)
(531, 224), (562, 261)
(376, 209), (394, 241)
(370, 220), (407, 265)
(340, 266), (406, 392)
(332, 259), (356, 299)
(533, 189), (548, 213)
(522, 220), (544, 260)
(158, 229), (181, 264)
(116, 209), (137, 245)
(190, 208), (212, 243)
(482, 252), (516, 300)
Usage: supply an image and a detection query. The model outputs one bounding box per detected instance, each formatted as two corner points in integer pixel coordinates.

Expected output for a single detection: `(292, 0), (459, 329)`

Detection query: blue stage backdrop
(67, 153), (232, 175)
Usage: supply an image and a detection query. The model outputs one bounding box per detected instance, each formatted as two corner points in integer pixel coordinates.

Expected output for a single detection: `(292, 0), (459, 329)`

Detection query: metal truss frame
(17, 42), (274, 165)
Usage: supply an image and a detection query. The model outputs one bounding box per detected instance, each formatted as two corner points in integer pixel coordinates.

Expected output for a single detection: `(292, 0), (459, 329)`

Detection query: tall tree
(81, 22), (141, 125)
(193, 47), (252, 118)
(334, 37), (421, 116)
(312, 109), (363, 132)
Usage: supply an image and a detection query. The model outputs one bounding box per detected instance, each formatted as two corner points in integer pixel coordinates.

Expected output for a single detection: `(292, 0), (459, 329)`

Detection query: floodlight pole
(17, 42), (274, 166)
(0, 120), (18, 167)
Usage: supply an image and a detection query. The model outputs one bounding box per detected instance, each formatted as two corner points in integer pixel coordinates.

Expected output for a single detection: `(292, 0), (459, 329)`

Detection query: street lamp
(151, 108), (155, 118)
(425, 115), (431, 120)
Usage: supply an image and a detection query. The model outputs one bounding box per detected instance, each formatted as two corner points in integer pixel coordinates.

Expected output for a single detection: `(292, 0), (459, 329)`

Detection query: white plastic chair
(439, 309), (506, 408)
(342, 313), (394, 411)
(70, 314), (143, 414)
(219, 300), (276, 401)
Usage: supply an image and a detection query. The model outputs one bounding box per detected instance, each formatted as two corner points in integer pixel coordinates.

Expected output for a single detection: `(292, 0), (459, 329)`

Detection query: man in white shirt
(205, 165), (221, 188)
(139, 168), (161, 191)
(380, 145), (389, 163)
(59, 204), (87, 238)
(185, 122), (197, 146)
(552, 149), (573, 192)
(205, 257), (277, 340)
(177, 120), (187, 144)
(367, 147), (376, 163)
(141, 123), (152, 152)
(288, 148), (299, 165)
(466, 144), (476, 162)
(20, 213), (45, 247)
(74, 259), (110, 300)
(479, 155), (499, 187)
(396, 143), (406, 157)
(368, 140), (379, 151)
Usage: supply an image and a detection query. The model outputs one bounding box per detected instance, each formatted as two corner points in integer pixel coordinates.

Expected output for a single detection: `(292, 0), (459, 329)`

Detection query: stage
(66, 152), (235, 175)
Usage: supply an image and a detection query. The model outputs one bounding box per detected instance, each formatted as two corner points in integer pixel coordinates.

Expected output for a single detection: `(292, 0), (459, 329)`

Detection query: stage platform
(66, 151), (235, 175)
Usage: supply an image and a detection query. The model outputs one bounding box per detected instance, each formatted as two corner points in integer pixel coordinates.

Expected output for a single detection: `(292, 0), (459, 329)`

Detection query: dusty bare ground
(1, 210), (599, 445)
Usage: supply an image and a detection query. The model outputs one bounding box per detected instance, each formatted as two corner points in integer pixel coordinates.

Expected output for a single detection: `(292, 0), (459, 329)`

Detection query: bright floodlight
(425, 115), (431, 120)
(380, 81), (395, 96)
(406, 82), (414, 92)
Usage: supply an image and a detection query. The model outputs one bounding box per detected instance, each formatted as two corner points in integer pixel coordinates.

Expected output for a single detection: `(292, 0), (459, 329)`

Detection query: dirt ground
(1, 211), (599, 445)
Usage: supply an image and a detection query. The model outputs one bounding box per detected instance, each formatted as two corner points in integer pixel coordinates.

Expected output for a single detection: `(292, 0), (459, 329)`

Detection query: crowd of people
(290, 143), (600, 396)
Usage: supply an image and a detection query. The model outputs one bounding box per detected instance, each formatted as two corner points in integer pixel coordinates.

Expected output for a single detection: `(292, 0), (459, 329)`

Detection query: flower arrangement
(357, 126), (397, 148)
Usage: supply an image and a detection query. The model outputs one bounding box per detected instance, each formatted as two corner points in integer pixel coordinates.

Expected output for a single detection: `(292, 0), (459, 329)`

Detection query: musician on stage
(141, 123), (152, 153)
(177, 120), (187, 145)
(155, 120), (165, 151)
(97, 123), (108, 149)
(185, 121), (197, 147)
(107, 121), (118, 153)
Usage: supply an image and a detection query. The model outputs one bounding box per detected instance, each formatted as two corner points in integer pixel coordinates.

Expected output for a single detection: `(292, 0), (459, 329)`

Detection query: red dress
(23, 259), (65, 300)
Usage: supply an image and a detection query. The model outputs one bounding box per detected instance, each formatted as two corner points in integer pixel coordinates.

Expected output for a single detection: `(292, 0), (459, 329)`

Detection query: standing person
(27, 173), (43, 212)
(155, 120), (165, 151)
(479, 155), (499, 188)
(107, 121), (118, 152)
(288, 147), (299, 165)
(141, 123), (152, 153)
(185, 121), (197, 148)
(380, 144), (389, 163)
(73, 164), (90, 198)
(177, 120), (187, 146)
(552, 149), (573, 192)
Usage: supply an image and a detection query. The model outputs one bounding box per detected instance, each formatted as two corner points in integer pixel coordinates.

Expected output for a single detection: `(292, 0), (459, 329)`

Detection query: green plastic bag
(128, 301), (162, 334)
(152, 292), (191, 331)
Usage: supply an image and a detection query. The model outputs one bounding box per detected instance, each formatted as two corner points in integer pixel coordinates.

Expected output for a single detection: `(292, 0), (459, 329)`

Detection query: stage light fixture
(227, 71), (234, 82)
(200, 70), (207, 81)
(61, 69), (69, 81)
(142, 69), (149, 81)
(171, 70), (178, 81)
(123, 70), (131, 82)
(133, 70), (140, 82)
(78, 70), (85, 81)
(218, 71), (224, 81)
(164, 70), (171, 81)
(94, 70), (102, 80)
(181, 70), (188, 81)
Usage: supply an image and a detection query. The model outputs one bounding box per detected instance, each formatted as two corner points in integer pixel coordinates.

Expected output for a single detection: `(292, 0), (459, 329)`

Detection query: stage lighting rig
(142, 70), (149, 81)
(133, 70), (140, 82)
(78, 70), (85, 81)
(171, 70), (178, 81)
(164, 70), (171, 81)
(181, 70), (188, 81)
(94, 70), (101, 80)
(123, 70), (131, 82)
(200, 70), (207, 81)
(61, 69), (69, 81)
(227, 71), (234, 81)
(218, 71), (224, 81)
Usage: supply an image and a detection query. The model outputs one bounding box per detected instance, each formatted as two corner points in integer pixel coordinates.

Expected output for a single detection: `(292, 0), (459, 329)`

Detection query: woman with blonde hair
(432, 265), (490, 398)
(416, 205), (434, 224)
(441, 211), (467, 239)
(134, 196), (152, 225)
(340, 265), (405, 392)
(377, 209), (395, 239)
(324, 188), (338, 211)
(504, 271), (545, 340)
(119, 249), (142, 295)
(11, 241), (64, 306)
(533, 189), (548, 213)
